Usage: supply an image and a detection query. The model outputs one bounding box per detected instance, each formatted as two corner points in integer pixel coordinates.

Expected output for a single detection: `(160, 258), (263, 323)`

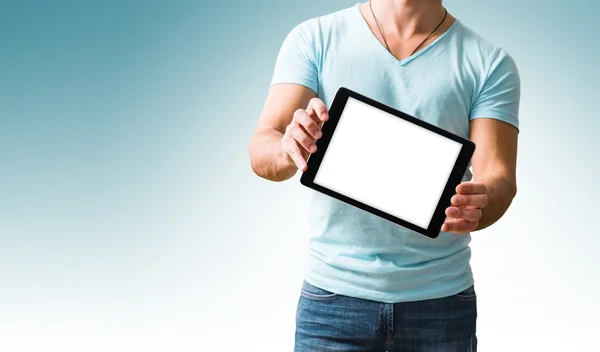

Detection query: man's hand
(441, 181), (489, 234)
(281, 97), (329, 172)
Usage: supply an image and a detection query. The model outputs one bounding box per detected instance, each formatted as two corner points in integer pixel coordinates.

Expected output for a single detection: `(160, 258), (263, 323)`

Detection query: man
(248, 0), (519, 350)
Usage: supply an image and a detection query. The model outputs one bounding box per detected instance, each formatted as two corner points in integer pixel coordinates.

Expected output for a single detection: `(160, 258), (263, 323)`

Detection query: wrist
(273, 137), (298, 181)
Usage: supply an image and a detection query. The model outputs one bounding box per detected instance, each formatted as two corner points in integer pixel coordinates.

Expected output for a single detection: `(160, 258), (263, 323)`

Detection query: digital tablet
(300, 87), (476, 239)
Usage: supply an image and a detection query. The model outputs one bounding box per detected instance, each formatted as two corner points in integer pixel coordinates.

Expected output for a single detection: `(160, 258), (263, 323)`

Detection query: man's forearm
(248, 128), (298, 182)
(475, 174), (517, 230)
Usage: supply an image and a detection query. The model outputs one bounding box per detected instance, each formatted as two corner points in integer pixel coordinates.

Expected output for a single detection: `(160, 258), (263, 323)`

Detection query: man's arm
(442, 118), (518, 233)
(469, 118), (518, 230)
(248, 84), (327, 182)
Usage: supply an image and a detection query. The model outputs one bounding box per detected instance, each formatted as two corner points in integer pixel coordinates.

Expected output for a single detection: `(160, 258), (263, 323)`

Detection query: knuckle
(297, 131), (309, 141)
(296, 129), (310, 143)
(293, 109), (305, 120)
(469, 209), (480, 220)
(283, 141), (293, 154)
(290, 124), (302, 136)
(296, 136), (306, 146)
(297, 116), (311, 128)
(289, 127), (298, 145)
(299, 135), (312, 146)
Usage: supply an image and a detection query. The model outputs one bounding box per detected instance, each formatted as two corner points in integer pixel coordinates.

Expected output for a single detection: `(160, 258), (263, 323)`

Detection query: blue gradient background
(0, 0), (598, 351)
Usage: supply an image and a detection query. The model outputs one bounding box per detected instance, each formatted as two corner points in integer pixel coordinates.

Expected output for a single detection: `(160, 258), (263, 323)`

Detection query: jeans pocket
(455, 285), (477, 301)
(300, 280), (339, 300)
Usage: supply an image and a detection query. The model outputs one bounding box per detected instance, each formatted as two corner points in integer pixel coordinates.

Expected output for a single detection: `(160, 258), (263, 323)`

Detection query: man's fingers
(451, 194), (488, 208)
(289, 124), (317, 154)
(282, 135), (307, 171)
(441, 218), (478, 233)
(280, 99), (328, 173)
(445, 206), (482, 222)
(306, 98), (329, 122)
(456, 182), (486, 195)
(293, 109), (322, 140)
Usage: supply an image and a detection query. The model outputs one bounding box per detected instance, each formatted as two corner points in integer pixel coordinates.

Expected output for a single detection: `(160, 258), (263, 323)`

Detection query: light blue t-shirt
(270, 3), (520, 303)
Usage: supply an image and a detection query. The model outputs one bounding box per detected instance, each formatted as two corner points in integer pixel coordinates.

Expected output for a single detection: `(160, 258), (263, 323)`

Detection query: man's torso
(275, 4), (514, 303)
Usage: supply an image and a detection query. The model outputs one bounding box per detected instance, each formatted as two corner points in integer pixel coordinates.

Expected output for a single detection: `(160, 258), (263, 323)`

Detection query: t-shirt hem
(303, 268), (475, 304)
(469, 110), (519, 130)
(270, 79), (318, 94)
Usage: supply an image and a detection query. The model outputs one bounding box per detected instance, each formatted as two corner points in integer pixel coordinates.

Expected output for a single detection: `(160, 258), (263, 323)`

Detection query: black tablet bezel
(300, 87), (476, 239)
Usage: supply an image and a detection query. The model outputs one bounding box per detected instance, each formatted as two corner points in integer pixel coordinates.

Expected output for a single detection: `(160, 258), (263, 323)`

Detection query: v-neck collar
(354, 2), (460, 66)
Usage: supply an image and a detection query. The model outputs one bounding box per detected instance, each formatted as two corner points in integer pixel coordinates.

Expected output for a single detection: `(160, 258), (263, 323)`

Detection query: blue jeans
(295, 281), (477, 352)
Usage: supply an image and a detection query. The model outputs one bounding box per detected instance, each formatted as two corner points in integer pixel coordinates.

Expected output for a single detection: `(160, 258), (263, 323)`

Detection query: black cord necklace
(369, 0), (448, 57)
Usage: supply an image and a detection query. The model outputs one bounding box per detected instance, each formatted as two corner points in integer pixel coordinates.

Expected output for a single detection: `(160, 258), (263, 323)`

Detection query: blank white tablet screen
(313, 97), (462, 229)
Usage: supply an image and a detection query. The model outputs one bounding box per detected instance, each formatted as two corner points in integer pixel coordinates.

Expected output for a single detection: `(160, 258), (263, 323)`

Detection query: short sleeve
(270, 21), (319, 94)
(469, 49), (521, 130)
